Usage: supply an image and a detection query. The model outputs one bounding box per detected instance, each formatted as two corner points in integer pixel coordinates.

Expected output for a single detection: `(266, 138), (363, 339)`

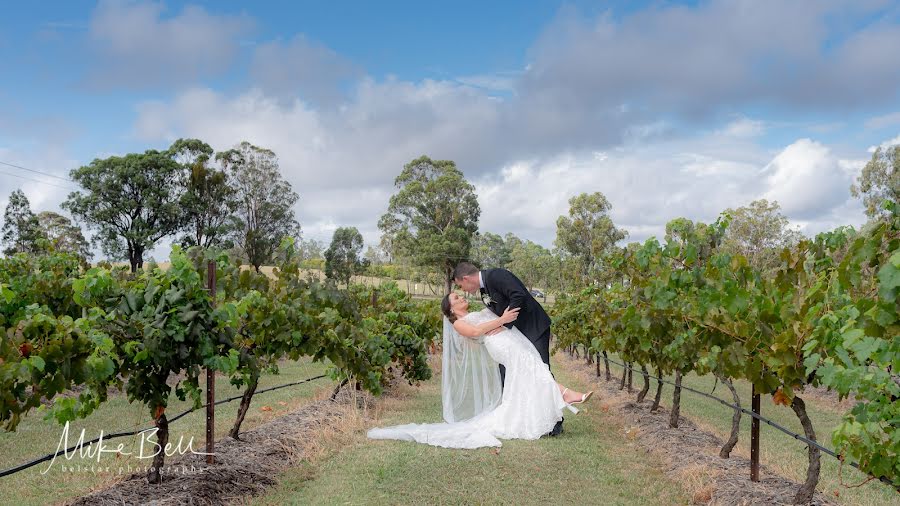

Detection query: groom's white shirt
(479, 271), (485, 290)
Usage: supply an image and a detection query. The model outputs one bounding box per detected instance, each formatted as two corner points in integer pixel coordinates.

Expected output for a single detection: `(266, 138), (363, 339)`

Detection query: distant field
(108, 262), (557, 304)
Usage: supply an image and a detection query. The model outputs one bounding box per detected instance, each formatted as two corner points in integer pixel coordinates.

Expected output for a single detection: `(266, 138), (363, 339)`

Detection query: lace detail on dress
(367, 309), (569, 448)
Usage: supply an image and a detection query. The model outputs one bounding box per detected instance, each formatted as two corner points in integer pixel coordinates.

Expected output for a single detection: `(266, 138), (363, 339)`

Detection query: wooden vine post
(206, 260), (216, 465)
(750, 385), (760, 482)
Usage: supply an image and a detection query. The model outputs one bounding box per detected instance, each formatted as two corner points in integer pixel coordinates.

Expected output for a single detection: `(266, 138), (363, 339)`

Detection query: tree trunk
(444, 266), (452, 295)
(128, 244), (144, 272)
(637, 364), (650, 402)
(586, 349), (593, 365)
(595, 354), (601, 377)
(603, 351), (611, 381)
(627, 364), (634, 393)
(229, 374), (259, 439)
(331, 378), (349, 400)
(148, 412), (169, 484)
(790, 396), (821, 505)
(669, 370), (682, 428)
(195, 222), (204, 249)
(651, 368), (664, 412)
(619, 364), (627, 390)
(719, 375), (741, 458)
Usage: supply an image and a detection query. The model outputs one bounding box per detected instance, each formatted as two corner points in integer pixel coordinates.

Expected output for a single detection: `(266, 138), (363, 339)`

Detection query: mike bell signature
(42, 421), (213, 474)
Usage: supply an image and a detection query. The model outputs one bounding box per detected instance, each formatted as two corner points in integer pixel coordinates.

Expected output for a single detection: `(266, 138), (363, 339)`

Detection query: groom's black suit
(480, 268), (553, 378)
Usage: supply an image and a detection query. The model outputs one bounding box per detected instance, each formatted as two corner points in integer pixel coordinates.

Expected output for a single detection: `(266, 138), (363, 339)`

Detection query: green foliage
(555, 192), (627, 285)
(37, 211), (92, 265)
(508, 239), (561, 291)
(556, 207), (900, 485)
(2, 189), (46, 256)
(325, 226), (366, 286)
(349, 282), (437, 385)
(300, 238), (325, 260)
(0, 306), (116, 430)
(719, 199), (804, 274)
(74, 247), (227, 419)
(379, 155), (480, 293)
(852, 145), (900, 219)
(169, 138), (238, 249)
(0, 236), (437, 481)
(219, 238), (435, 411)
(63, 150), (187, 271)
(0, 250), (85, 325)
(470, 232), (518, 269)
(0, 237), (440, 483)
(216, 141), (300, 271)
(802, 203), (899, 482)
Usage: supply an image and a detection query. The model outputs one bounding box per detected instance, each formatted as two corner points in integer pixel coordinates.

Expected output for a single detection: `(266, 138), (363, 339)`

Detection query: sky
(2, 0), (900, 260)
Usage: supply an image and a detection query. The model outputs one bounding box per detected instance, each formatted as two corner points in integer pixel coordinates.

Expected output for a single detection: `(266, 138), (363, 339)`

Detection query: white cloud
(83, 1), (897, 255)
(249, 35), (361, 104)
(474, 136), (868, 247)
(864, 111), (900, 130)
(867, 134), (900, 152)
(761, 139), (853, 220)
(718, 117), (766, 138)
(131, 77), (873, 252)
(475, 139), (762, 246)
(132, 83), (504, 244)
(454, 71), (522, 94)
(0, 146), (82, 231)
(521, 1), (900, 116)
(85, 0), (253, 89)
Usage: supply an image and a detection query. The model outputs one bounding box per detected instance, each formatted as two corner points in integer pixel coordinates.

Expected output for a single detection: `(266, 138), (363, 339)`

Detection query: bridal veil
(441, 317), (503, 422)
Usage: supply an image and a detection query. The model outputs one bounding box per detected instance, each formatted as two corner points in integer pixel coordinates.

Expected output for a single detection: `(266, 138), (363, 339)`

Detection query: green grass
(251, 356), (690, 506)
(597, 356), (897, 506)
(0, 358), (331, 506)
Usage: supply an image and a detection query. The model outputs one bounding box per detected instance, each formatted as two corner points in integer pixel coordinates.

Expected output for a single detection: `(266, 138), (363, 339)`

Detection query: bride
(367, 292), (593, 449)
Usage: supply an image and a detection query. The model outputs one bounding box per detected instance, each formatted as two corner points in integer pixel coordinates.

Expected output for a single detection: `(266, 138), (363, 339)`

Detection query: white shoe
(562, 388), (594, 404)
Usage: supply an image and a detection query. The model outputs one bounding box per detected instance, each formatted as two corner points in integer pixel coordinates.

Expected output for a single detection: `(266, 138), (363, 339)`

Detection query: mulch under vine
(65, 354), (840, 506)
(558, 353), (836, 506)
(64, 385), (379, 506)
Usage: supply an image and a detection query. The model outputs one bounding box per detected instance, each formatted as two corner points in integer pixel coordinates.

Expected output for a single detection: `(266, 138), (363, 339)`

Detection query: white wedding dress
(367, 309), (573, 448)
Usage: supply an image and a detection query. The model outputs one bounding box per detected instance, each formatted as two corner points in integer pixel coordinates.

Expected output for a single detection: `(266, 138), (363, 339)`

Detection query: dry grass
(66, 382), (381, 506)
(676, 464), (722, 504)
(559, 353), (839, 506)
(251, 353), (690, 505)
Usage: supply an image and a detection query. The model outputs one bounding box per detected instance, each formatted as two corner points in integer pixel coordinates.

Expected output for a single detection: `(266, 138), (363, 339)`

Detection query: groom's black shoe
(548, 419), (564, 437)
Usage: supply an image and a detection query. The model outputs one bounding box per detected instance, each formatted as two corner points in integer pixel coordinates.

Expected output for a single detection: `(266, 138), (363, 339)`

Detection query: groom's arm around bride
(453, 262), (565, 438)
(452, 263), (553, 367)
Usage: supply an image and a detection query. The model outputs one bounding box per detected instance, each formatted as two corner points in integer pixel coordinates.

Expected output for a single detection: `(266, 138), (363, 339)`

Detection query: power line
(0, 160), (73, 183)
(0, 373), (328, 479)
(0, 169), (78, 192)
(594, 354), (896, 490)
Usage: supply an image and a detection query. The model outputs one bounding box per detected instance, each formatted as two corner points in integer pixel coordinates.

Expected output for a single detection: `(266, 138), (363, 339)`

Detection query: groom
(452, 262), (563, 437)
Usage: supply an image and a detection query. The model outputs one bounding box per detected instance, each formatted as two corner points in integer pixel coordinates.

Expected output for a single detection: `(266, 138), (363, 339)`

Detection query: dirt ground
(66, 354), (839, 506)
(64, 384), (381, 506)
(559, 353), (836, 506)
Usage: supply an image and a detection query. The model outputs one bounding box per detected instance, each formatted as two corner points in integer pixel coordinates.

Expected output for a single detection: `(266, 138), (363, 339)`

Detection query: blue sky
(2, 0), (900, 259)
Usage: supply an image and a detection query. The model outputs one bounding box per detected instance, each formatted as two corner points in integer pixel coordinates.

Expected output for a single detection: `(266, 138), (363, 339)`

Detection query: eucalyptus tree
(379, 156), (479, 294)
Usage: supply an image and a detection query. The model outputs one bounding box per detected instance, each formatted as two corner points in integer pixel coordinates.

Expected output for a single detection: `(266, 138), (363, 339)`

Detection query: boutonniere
(481, 293), (493, 305)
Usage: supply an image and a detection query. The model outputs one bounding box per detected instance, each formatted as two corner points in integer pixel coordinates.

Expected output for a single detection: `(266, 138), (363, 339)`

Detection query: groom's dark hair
(453, 262), (479, 280)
